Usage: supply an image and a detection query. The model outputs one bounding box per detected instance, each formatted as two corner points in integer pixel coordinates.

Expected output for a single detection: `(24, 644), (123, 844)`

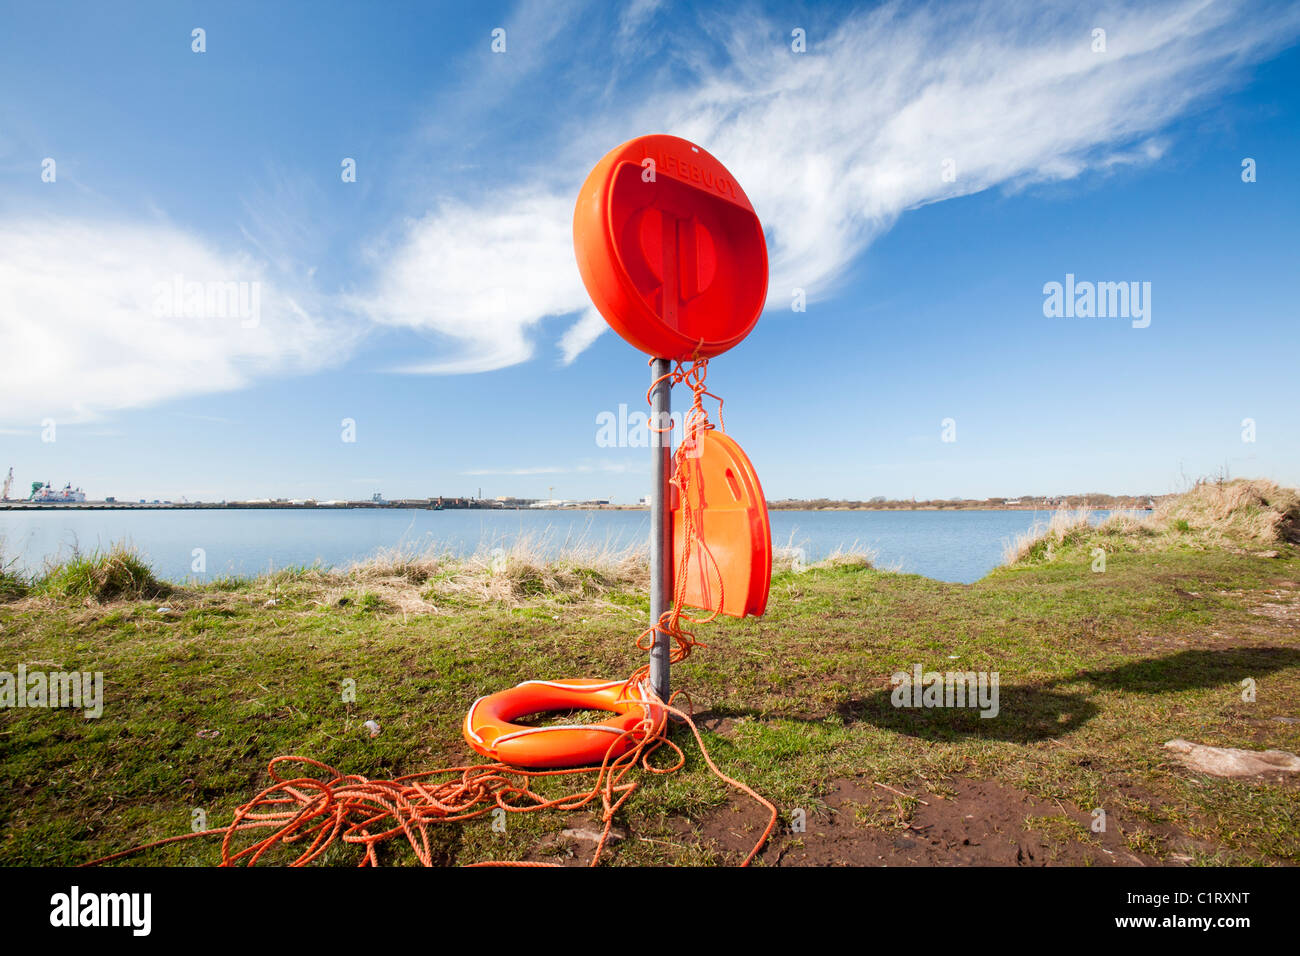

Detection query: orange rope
(83, 693), (775, 868)
(84, 361), (776, 868)
(646, 357), (727, 639)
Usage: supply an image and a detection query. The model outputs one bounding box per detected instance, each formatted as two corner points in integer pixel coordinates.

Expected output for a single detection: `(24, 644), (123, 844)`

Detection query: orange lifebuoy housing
(573, 134), (769, 360)
(672, 429), (772, 618)
(462, 679), (665, 769)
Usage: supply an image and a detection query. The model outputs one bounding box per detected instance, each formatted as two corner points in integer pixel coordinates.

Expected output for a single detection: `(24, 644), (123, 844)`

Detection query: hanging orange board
(671, 430), (771, 618)
(573, 134), (769, 360)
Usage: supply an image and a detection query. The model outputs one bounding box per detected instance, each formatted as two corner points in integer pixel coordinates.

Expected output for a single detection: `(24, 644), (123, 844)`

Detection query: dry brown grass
(283, 536), (877, 617)
(323, 535), (651, 615)
(7, 529), (883, 618)
(1002, 478), (1299, 566)
(1152, 477), (1299, 546)
(1001, 508), (1096, 564)
(771, 528), (878, 574)
(0, 534), (652, 617)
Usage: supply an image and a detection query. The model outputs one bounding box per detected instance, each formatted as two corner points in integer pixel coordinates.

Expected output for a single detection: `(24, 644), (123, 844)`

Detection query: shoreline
(1, 502), (1156, 513)
(2, 478), (1296, 867)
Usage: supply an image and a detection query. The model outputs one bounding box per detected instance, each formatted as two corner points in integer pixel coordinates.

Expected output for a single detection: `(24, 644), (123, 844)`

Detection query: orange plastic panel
(671, 430), (771, 618)
(573, 134), (768, 360)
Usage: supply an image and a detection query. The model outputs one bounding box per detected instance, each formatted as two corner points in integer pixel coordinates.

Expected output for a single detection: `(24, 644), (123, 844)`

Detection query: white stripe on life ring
(464, 695), (488, 745)
(515, 679), (628, 693)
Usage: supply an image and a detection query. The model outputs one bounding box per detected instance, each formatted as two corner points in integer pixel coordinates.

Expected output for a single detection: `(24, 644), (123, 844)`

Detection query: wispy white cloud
(4, 0), (1296, 428)
(463, 459), (639, 476)
(462, 465), (567, 476)
(173, 412), (240, 425)
(575, 459), (639, 474)
(362, 0), (1298, 369)
(664, 0), (1298, 302)
(617, 0), (665, 54)
(349, 192), (587, 374)
(0, 219), (353, 425)
(557, 308), (608, 365)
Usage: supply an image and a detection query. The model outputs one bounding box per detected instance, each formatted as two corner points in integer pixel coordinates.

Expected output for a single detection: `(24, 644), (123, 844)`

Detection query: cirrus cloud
(363, 0), (1298, 370)
(3, 0), (1297, 428)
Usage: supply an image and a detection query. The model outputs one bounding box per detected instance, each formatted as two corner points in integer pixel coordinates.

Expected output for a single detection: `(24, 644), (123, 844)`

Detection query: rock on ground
(1164, 738), (1300, 777)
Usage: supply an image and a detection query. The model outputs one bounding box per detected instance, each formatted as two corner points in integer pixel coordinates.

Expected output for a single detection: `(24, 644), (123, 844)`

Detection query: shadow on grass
(1073, 648), (1300, 694)
(835, 686), (1097, 743)
(833, 647), (1300, 743)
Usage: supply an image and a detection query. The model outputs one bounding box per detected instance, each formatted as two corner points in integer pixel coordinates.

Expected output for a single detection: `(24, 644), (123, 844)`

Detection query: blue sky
(1, 0), (1297, 503)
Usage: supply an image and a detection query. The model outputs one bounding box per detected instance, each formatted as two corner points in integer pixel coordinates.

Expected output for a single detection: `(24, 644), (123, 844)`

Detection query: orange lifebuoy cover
(672, 430), (771, 618)
(463, 678), (664, 769)
(573, 134), (769, 360)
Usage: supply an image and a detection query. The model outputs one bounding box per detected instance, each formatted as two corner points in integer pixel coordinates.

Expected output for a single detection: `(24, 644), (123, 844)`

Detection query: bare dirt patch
(669, 777), (1205, 866)
(1246, 584), (1300, 626)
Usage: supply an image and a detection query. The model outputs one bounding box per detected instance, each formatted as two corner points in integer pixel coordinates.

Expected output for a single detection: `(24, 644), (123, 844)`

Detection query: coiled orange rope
(85, 360), (776, 868)
(85, 693), (773, 868)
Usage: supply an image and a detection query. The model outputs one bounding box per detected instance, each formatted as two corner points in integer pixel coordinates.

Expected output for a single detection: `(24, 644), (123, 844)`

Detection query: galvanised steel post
(649, 358), (672, 702)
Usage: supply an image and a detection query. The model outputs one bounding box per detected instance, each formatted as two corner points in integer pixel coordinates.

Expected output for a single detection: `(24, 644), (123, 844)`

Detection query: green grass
(1, 513), (1298, 866)
(26, 544), (170, 604)
(0, 567), (26, 602)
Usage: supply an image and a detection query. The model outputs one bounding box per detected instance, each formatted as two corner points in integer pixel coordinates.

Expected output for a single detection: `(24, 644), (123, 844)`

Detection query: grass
(1002, 478), (1300, 566)
(25, 544), (171, 604)
(1, 481), (1298, 866)
(0, 561), (26, 602)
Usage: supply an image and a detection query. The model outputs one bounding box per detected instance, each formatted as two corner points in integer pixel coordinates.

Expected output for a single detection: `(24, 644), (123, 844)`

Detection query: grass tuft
(33, 545), (171, 604)
(0, 537), (29, 601)
(1153, 477), (1299, 545)
(1002, 478), (1298, 566)
(1001, 508), (1095, 565)
(341, 534), (651, 612)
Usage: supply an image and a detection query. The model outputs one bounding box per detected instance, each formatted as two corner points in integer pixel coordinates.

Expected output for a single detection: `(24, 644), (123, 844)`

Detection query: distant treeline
(767, 494), (1163, 511)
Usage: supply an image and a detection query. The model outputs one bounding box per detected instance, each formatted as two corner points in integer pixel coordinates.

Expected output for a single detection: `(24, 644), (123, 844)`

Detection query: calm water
(0, 508), (1124, 585)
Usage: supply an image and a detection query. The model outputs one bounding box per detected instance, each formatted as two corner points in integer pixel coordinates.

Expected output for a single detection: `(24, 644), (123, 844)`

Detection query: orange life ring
(672, 429), (772, 618)
(462, 678), (665, 769)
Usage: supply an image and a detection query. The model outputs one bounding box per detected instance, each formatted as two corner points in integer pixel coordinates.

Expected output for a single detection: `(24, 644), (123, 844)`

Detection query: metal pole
(649, 357), (672, 702)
